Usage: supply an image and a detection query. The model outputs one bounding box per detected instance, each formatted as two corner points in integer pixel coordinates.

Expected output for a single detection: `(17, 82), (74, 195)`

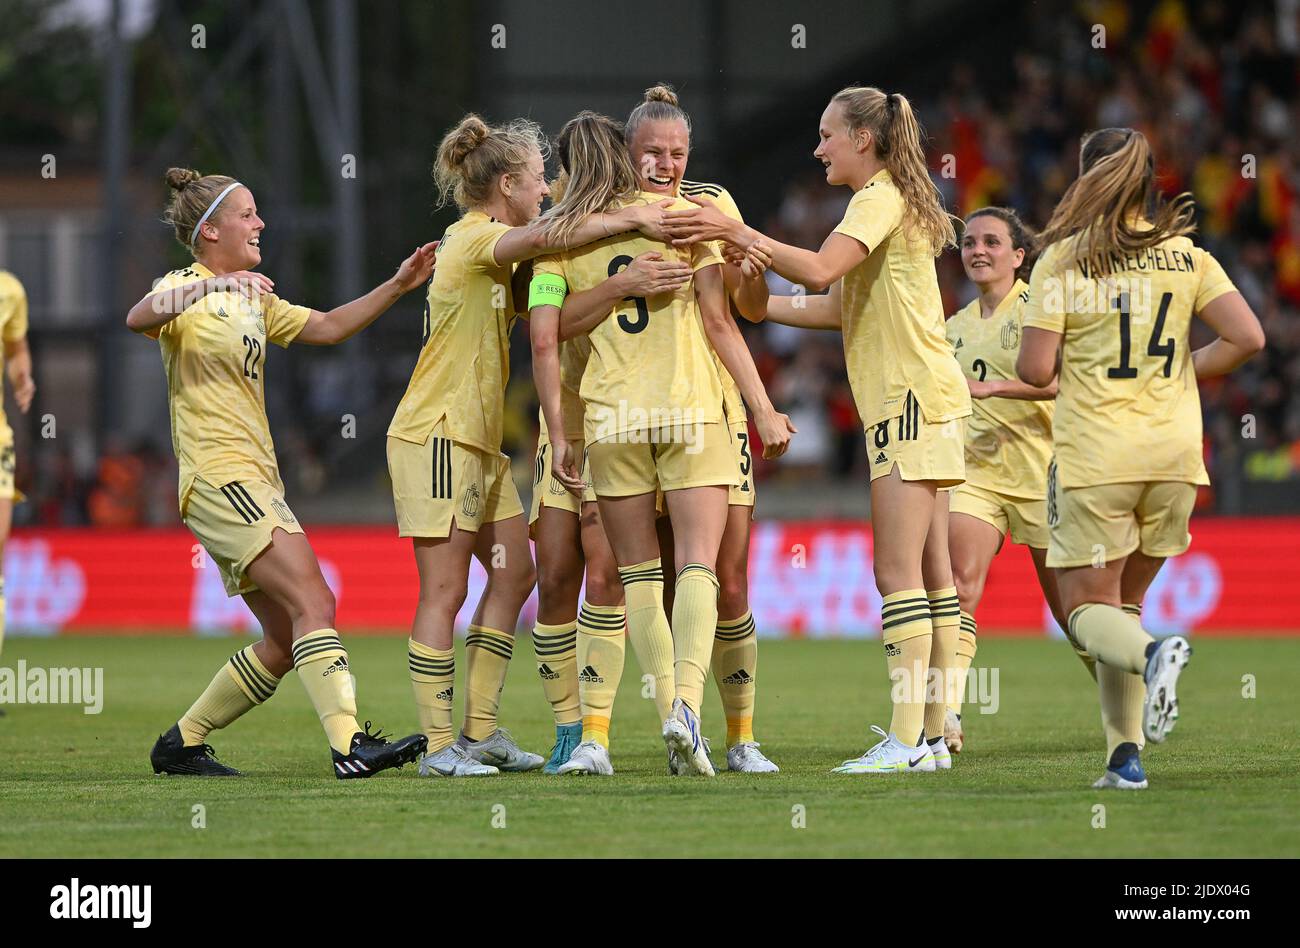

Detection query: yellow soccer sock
(533, 620), (580, 727)
(291, 629), (360, 754)
(882, 589), (933, 746)
(672, 564), (720, 715)
(713, 612), (757, 746)
(1067, 603), (1152, 675)
(178, 645), (280, 746)
(408, 639), (455, 753)
(576, 601), (626, 748)
(620, 559), (675, 722)
(923, 587), (961, 741)
(1104, 602), (1149, 753)
(949, 610), (978, 716)
(463, 624), (514, 742)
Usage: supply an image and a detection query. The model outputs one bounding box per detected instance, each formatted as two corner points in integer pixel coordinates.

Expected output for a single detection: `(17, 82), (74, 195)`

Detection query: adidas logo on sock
(884, 642), (901, 657)
(578, 665), (604, 683)
(322, 657), (349, 677)
(537, 663), (560, 680)
(435, 686), (454, 701)
(874, 452), (888, 464)
(721, 669), (753, 685)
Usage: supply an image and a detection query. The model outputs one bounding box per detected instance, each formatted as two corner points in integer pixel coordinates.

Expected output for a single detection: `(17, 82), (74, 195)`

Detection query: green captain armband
(529, 272), (567, 310)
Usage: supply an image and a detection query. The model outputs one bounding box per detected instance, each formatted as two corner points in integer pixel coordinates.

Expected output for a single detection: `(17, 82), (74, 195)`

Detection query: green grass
(1, 635), (1296, 857)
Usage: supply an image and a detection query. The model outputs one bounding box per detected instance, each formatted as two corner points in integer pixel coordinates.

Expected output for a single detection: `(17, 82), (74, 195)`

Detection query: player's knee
(420, 579), (468, 621)
(583, 565), (622, 606)
(952, 564), (985, 613)
(302, 582), (336, 629)
(717, 568), (748, 619)
(536, 561), (581, 610)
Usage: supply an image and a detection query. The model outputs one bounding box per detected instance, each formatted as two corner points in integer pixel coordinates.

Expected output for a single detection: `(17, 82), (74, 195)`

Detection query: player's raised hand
(393, 241), (439, 293)
(663, 193), (739, 246)
(740, 240), (774, 279)
(549, 436), (586, 496)
(629, 199), (677, 243)
(618, 251), (692, 296)
(754, 408), (797, 459)
(215, 271), (275, 299)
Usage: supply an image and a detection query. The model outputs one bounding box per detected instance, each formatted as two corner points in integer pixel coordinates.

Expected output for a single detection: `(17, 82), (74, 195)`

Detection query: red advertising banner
(5, 519), (1297, 636)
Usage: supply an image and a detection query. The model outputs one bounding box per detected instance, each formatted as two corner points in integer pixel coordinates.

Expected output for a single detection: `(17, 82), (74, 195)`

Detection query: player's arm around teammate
(1016, 128), (1264, 789)
(131, 168), (431, 779)
(0, 271), (35, 668)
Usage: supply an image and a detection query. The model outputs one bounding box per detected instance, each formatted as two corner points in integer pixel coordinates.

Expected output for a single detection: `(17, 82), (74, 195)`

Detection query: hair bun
(165, 167), (202, 191)
(643, 84), (679, 107)
(448, 115), (490, 167)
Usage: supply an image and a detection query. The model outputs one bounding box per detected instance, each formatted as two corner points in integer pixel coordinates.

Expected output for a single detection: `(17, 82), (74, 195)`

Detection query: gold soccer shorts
(586, 422), (738, 498)
(727, 419), (756, 510)
(184, 476), (304, 596)
(1045, 463), (1197, 568)
(388, 428), (523, 539)
(867, 394), (966, 487)
(528, 435), (595, 534)
(950, 481), (1049, 549)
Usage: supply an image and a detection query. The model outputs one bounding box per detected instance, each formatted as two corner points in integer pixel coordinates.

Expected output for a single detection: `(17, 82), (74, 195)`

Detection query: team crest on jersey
(271, 498), (296, 524)
(1000, 320), (1020, 350)
(462, 483), (481, 519)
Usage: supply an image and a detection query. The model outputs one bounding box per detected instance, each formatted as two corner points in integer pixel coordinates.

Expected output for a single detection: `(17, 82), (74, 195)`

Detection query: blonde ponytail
(539, 111), (639, 247)
(433, 113), (547, 210)
(1037, 127), (1196, 265)
(831, 86), (957, 256)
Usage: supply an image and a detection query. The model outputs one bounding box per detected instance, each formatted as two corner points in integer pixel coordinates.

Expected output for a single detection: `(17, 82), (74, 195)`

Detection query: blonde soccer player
(1018, 127), (1264, 789)
(390, 114), (673, 778)
(556, 85), (780, 774)
(668, 86), (973, 775)
(128, 168), (433, 778)
(941, 207), (1065, 756)
(530, 111), (793, 777)
(0, 270), (35, 685)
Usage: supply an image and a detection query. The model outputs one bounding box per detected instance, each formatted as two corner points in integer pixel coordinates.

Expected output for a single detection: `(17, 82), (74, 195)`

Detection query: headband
(190, 182), (244, 247)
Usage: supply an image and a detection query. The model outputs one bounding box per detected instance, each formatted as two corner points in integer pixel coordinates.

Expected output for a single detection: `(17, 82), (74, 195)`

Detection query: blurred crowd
(21, 0), (1299, 526)
(652, 0), (1300, 501)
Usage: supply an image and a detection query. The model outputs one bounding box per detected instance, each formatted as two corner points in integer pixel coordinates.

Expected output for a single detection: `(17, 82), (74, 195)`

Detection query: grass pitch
(1, 635), (1296, 858)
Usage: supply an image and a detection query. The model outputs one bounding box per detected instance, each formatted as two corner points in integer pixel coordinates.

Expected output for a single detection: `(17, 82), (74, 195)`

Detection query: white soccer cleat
(926, 737), (952, 771)
(944, 708), (964, 754)
(832, 725), (935, 774)
(726, 741), (780, 773)
(556, 739), (614, 776)
(667, 735), (715, 775)
(1143, 635), (1192, 744)
(458, 728), (545, 772)
(662, 698), (715, 777)
(418, 743), (499, 777)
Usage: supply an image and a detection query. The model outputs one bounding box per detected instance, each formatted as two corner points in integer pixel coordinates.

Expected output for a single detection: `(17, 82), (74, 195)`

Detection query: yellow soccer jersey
(146, 262), (311, 512)
(1023, 230), (1236, 488)
(536, 334), (592, 443)
(945, 279), (1053, 498)
(389, 210), (515, 453)
(0, 270), (29, 442)
(534, 192), (724, 444)
(681, 179), (745, 425)
(833, 169), (971, 429)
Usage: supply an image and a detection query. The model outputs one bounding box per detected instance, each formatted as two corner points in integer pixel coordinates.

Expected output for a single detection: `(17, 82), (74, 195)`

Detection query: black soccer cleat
(333, 721), (427, 779)
(150, 723), (242, 776)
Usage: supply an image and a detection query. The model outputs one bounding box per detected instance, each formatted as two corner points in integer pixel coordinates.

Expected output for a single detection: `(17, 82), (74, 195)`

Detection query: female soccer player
(554, 85), (780, 773)
(669, 87), (972, 774)
(531, 111), (793, 776)
(1018, 127), (1264, 789)
(389, 114), (673, 778)
(0, 270), (35, 678)
(942, 207), (1063, 755)
(129, 168), (433, 778)
(528, 237), (689, 774)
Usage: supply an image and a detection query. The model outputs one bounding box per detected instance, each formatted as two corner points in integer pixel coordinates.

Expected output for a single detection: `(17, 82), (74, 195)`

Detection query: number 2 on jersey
(607, 255), (649, 334)
(1108, 291), (1175, 379)
(242, 335), (262, 380)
